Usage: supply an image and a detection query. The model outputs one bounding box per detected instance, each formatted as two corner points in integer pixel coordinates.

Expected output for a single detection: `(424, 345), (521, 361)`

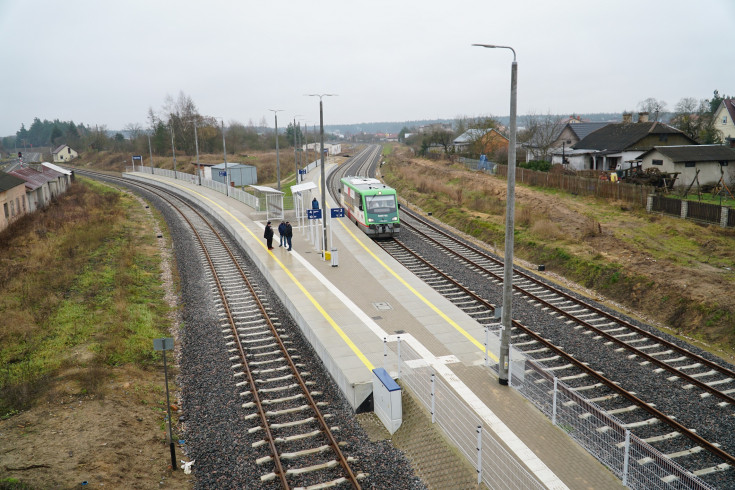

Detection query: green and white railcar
(339, 177), (400, 238)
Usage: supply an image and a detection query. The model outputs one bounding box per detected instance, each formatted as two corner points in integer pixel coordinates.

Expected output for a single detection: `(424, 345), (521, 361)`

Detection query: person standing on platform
(312, 197), (319, 210)
(285, 221), (293, 251)
(278, 220), (286, 247)
(264, 221), (274, 250)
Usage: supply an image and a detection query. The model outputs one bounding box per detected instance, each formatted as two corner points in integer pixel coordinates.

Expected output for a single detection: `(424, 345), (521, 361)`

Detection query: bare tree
(637, 98), (668, 121)
(521, 112), (564, 162)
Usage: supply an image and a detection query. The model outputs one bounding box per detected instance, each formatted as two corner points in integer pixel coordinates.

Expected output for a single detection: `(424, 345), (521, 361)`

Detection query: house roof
(716, 99), (735, 123)
(0, 171), (27, 192)
(638, 145), (735, 163)
(564, 122), (610, 141)
(211, 162), (255, 169)
(9, 166), (63, 190)
(573, 122), (695, 151)
(453, 128), (507, 144)
(52, 144), (69, 154)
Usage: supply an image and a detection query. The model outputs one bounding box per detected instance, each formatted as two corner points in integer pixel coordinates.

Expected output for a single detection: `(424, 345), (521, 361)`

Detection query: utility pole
(269, 109), (283, 191)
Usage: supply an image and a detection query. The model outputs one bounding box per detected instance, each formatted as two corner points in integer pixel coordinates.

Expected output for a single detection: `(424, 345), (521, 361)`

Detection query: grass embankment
(383, 154), (735, 354)
(0, 179), (175, 416)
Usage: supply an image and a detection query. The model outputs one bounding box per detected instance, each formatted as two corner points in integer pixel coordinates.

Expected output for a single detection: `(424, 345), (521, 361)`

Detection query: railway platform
(124, 167), (620, 489)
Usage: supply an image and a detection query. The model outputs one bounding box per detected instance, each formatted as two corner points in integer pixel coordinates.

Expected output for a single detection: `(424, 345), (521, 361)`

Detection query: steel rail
(382, 236), (735, 467)
(78, 169), (362, 488)
(400, 208), (735, 405)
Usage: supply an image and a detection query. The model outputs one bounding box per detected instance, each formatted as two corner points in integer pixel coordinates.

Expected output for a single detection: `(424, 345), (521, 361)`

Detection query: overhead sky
(1, 0), (734, 136)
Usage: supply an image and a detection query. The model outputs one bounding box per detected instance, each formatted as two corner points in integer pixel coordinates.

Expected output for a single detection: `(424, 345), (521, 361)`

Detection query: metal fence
(397, 329), (715, 490)
(500, 339), (715, 490)
(494, 166), (654, 208)
(127, 165), (259, 209)
(457, 157), (498, 174)
(398, 340), (546, 490)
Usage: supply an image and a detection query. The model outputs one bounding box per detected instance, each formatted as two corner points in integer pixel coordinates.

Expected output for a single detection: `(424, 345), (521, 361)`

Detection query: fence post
(646, 194), (654, 212)
(476, 425), (483, 485)
(681, 200), (688, 220)
(431, 373), (436, 424)
(383, 337), (387, 371)
(721, 206), (729, 228)
(622, 429), (631, 487)
(397, 336), (402, 379)
(552, 377), (558, 426)
(484, 327), (489, 367)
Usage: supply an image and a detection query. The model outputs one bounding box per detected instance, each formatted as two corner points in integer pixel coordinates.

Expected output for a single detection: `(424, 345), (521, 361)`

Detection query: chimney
(622, 112), (633, 124)
(638, 112), (649, 123)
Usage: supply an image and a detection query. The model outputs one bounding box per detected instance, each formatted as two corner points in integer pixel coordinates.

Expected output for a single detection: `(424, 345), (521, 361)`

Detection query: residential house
(550, 122), (611, 167)
(568, 113), (697, 171)
(0, 171), (28, 231)
(713, 99), (735, 145)
(637, 145), (735, 188)
(52, 144), (78, 163)
(453, 128), (509, 156)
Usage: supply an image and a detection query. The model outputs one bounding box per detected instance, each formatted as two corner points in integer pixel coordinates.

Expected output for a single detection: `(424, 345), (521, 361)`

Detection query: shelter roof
(249, 185), (283, 195)
(212, 162), (255, 169)
(42, 161), (72, 175)
(290, 182), (317, 194)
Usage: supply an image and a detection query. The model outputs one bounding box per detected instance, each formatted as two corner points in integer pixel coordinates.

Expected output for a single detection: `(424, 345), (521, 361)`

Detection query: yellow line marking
(336, 212), (497, 361)
(161, 178), (375, 371)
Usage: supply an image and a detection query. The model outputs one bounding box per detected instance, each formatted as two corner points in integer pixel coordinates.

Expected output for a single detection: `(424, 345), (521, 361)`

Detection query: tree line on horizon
(2, 90), (729, 160)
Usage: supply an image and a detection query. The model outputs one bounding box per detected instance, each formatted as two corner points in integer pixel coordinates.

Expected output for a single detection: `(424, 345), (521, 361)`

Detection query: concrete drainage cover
(373, 302), (393, 311)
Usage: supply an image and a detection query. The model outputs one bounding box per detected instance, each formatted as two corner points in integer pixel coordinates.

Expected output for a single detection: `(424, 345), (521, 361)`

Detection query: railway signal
(153, 337), (176, 470)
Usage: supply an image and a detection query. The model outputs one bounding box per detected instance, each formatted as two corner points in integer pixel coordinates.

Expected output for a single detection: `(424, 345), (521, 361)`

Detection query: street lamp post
(221, 119), (229, 196)
(147, 133), (154, 174)
(169, 120), (178, 179)
(193, 120), (201, 185)
(293, 114), (303, 183)
(306, 94), (336, 255)
(269, 109), (283, 191)
(473, 43), (517, 386)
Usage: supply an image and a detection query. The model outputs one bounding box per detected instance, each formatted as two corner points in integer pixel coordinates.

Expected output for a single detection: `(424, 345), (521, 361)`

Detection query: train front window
(365, 195), (396, 214)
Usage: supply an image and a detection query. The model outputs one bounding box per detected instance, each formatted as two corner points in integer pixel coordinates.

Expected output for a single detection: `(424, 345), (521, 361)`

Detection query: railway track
(76, 170), (365, 488)
(375, 205), (735, 487)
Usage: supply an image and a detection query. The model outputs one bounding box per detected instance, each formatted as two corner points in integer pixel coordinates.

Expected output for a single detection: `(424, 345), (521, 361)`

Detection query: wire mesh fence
(397, 340), (546, 490)
(397, 333), (716, 490)
(127, 165), (260, 209)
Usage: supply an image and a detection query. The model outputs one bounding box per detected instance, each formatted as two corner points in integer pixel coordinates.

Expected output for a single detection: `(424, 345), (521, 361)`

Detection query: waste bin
(331, 248), (338, 267)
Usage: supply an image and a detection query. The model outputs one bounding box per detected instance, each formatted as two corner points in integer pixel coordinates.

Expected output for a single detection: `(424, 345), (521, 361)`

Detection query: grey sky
(1, 0), (733, 136)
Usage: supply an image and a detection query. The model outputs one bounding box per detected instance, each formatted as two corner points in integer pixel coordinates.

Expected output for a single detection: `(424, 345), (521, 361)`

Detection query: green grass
(0, 180), (174, 415)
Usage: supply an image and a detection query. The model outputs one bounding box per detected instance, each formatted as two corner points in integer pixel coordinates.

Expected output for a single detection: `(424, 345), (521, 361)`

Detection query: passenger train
(338, 177), (400, 238)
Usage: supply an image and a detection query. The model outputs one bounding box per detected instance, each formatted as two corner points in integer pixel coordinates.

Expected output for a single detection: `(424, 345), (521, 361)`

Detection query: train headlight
(392, 216), (398, 221)
(368, 218), (374, 223)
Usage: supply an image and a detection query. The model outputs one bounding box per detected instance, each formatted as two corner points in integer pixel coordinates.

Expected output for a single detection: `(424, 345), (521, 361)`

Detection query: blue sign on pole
(299, 169), (306, 175)
(307, 209), (322, 220)
(219, 171), (227, 177)
(132, 155), (143, 161)
(331, 207), (345, 218)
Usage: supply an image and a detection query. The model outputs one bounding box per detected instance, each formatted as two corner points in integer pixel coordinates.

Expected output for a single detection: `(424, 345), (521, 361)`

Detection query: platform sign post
(132, 155), (142, 172)
(307, 209), (322, 254)
(329, 208), (344, 253)
(153, 337), (176, 470)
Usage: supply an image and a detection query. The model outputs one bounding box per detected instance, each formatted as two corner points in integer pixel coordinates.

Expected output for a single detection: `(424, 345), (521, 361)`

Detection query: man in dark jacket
(312, 197), (319, 210)
(284, 221), (293, 251)
(278, 221), (286, 247)
(264, 221), (274, 250)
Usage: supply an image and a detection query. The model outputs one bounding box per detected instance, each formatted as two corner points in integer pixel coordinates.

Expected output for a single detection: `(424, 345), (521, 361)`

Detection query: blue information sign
(331, 207), (345, 218)
(132, 155), (143, 161)
(218, 171), (227, 177)
(307, 209), (322, 219)
(299, 169), (306, 175)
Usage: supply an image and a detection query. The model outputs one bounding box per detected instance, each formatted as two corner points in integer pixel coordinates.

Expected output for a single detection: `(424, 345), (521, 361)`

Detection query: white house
(637, 145), (735, 188)
(713, 99), (735, 144)
(52, 144), (78, 163)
